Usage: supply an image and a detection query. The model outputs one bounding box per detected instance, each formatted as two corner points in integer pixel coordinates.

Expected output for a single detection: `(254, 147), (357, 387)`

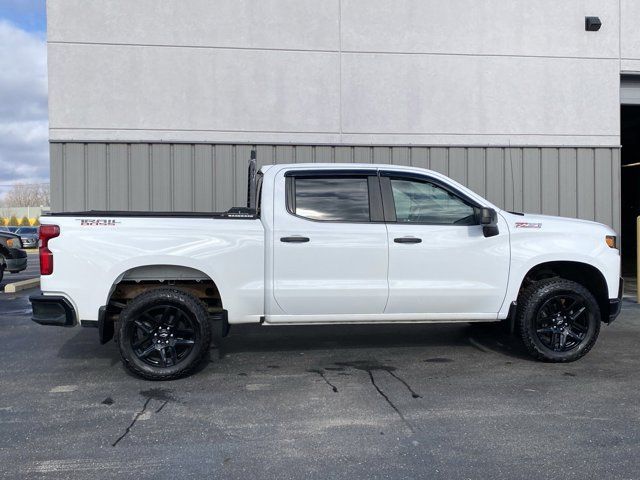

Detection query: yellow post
(636, 217), (640, 303)
(637, 216), (640, 303)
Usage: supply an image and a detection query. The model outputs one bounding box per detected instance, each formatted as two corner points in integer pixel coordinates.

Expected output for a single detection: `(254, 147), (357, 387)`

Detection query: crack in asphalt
(386, 370), (422, 398)
(112, 398), (152, 447)
(335, 361), (420, 433)
(307, 369), (338, 393)
(367, 370), (415, 433)
(112, 388), (176, 447)
(155, 400), (169, 413)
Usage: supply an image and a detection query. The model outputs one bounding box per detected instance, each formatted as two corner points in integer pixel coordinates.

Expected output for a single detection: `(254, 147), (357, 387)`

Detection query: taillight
(39, 225), (60, 275)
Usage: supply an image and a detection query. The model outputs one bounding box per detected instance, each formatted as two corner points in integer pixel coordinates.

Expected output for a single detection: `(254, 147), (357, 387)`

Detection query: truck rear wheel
(117, 288), (211, 380)
(517, 278), (600, 362)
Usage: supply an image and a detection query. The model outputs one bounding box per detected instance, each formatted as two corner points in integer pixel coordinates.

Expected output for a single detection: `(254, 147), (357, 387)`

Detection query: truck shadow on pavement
(217, 322), (532, 361)
(57, 330), (121, 367)
(55, 321), (532, 372)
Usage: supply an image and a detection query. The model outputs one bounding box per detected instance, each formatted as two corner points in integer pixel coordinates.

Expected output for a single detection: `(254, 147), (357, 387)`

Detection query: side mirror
(477, 207), (499, 238)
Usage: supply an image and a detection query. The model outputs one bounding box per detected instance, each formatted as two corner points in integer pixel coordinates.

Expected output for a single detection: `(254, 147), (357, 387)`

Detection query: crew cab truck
(30, 163), (622, 380)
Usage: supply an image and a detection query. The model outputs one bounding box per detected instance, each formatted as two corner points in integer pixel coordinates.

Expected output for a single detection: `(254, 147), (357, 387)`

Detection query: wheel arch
(101, 264), (224, 343)
(107, 264), (223, 307)
(517, 261), (609, 322)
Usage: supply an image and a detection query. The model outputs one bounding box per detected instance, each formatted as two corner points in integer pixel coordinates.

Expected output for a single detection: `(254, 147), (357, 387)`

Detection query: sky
(0, 0), (48, 199)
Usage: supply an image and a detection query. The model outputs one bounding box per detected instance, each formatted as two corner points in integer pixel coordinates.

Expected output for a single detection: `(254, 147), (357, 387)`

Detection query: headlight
(605, 235), (617, 249)
(6, 238), (22, 248)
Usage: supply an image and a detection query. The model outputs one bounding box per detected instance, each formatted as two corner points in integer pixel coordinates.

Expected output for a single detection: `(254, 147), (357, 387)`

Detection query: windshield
(16, 227), (38, 234)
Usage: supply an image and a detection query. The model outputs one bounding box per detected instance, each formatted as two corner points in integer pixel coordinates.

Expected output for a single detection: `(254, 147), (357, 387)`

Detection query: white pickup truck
(31, 162), (622, 380)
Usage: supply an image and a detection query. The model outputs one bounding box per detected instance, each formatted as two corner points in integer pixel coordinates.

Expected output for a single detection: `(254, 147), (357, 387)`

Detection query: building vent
(585, 16), (602, 31)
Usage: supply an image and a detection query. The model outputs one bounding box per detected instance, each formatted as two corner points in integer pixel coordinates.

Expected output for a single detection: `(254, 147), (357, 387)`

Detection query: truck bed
(39, 213), (265, 324)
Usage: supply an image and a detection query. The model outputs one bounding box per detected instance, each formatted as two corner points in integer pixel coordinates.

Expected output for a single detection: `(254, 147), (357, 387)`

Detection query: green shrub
(8, 215), (19, 226)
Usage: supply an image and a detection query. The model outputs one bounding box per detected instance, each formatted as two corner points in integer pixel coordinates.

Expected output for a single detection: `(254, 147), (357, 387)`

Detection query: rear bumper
(4, 248), (27, 273)
(606, 277), (624, 324)
(30, 294), (77, 327)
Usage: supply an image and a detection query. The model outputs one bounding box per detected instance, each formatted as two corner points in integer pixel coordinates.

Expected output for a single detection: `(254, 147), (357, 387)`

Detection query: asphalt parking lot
(0, 290), (639, 480)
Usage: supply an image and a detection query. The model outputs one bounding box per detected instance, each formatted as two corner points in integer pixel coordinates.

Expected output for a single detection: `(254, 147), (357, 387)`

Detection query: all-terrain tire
(517, 278), (600, 362)
(118, 288), (212, 380)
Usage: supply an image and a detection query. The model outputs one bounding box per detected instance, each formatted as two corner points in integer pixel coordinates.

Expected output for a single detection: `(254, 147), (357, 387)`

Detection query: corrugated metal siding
(50, 143), (621, 233)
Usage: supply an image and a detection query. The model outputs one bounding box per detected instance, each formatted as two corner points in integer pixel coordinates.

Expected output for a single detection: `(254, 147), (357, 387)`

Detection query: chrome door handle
(394, 237), (422, 244)
(280, 236), (310, 243)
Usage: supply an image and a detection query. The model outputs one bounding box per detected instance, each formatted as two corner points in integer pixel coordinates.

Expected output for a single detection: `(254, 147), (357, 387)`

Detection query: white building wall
(47, 0), (628, 147)
(621, 0), (640, 73)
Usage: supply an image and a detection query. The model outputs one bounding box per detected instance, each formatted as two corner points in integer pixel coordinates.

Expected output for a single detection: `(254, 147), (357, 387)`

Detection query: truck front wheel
(517, 278), (600, 362)
(117, 288), (212, 380)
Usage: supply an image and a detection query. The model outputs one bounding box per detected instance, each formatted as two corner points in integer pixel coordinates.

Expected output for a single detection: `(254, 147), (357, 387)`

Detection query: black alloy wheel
(518, 278), (600, 362)
(534, 293), (590, 352)
(118, 288), (212, 380)
(129, 303), (198, 368)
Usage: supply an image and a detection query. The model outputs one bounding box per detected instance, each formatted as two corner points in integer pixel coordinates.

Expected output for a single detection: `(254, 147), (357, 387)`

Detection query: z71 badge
(515, 222), (542, 229)
(77, 219), (120, 226)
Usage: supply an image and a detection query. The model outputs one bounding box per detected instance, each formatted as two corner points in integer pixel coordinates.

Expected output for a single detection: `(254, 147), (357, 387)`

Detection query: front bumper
(30, 294), (77, 327)
(4, 248), (27, 273)
(606, 277), (624, 324)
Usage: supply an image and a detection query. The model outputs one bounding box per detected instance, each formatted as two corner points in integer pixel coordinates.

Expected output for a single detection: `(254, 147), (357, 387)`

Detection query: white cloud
(0, 20), (49, 198)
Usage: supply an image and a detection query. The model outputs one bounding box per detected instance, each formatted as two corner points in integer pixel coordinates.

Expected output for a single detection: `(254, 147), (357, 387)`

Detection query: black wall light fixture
(585, 16), (602, 31)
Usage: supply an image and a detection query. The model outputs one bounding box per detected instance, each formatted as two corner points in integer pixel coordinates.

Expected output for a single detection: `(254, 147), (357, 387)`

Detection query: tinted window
(17, 227), (37, 234)
(390, 178), (476, 225)
(293, 177), (370, 222)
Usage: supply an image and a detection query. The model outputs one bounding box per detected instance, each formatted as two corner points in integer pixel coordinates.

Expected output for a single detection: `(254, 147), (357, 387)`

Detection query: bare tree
(1, 183), (50, 207)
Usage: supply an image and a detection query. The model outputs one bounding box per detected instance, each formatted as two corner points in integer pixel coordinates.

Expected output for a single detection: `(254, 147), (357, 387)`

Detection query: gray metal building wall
(50, 143), (621, 233)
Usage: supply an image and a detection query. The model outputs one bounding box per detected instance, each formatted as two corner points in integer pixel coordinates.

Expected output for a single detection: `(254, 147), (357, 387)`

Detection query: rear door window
(290, 176), (371, 222)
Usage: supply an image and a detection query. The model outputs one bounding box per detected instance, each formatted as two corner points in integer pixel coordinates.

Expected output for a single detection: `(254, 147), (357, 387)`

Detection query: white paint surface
(47, 0), (340, 51)
(46, 0), (638, 147)
(622, 0), (640, 68)
(342, 0), (619, 58)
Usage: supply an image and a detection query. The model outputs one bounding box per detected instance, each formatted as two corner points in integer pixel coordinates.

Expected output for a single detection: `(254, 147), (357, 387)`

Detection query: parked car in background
(0, 226), (19, 233)
(15, 227), (39, 249)
(0, 232), (27, 283)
